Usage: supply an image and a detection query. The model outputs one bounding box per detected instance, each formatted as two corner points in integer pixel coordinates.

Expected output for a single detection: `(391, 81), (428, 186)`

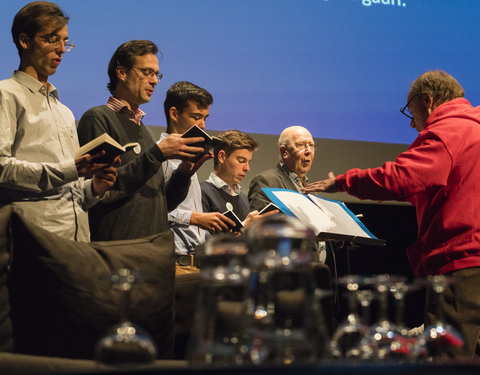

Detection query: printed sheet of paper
(268, 189), (336, 234)
(262, 188), (384, 245)
(307, 194), (373, 238)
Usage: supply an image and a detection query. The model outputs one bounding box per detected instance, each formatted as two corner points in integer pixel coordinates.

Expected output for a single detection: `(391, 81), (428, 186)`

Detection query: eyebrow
(40, 32), (69, 40)
(190, 113), (209, 118)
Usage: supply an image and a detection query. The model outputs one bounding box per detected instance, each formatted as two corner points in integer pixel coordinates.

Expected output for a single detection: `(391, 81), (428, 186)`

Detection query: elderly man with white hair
(248, 125), (325, 262)
(248, 125), (316, 210)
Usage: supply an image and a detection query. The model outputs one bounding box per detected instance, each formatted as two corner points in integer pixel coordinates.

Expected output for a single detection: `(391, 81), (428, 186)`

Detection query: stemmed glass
(388, 277), (416, 359)
(329, 275), (369, 358)
(357, 274), (411, 360)
(95, 268), (157, 364)
(187, 234), (251, 366)
(245, 215), (328, 365)
(413, 275), (464, 360)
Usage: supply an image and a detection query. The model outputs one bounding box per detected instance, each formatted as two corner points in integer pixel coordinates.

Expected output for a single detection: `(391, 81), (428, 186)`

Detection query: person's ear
(423, 94), (435, 115)
(169, 107), (179, 123)
(116, 65), (127, 82)
(18, 32), (30, 50)
(279, 144), (288, 158)
(218, 150), (226, 164)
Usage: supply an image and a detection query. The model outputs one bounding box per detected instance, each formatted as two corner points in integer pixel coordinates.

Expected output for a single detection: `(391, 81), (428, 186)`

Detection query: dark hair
(213, 129), (258, 168)
(107, 40), (159, 94)
(164, 81), (213, 126)
(11, 1), (69, 57)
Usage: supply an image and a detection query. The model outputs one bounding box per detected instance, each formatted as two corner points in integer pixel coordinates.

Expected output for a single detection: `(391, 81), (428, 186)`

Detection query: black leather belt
(175, 254), (199, 267)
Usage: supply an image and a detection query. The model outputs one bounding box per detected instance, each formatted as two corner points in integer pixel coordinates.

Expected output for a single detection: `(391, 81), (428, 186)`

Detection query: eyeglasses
(39, 35), (75, 52)
(132, 67), (163, 81)
(294, 142), (317, 151)
(400, 94), (418, 120)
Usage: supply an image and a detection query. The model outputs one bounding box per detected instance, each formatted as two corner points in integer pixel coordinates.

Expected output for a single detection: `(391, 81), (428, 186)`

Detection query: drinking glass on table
(94, 269), (157, 364)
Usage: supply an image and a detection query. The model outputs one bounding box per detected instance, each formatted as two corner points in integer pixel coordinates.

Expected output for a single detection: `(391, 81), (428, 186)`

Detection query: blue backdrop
(1, 0), (479, 145)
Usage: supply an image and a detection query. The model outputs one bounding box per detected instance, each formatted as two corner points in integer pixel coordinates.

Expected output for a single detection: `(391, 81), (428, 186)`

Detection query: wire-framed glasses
(294, 142), (318, 151)
(39, 35), (75, 52)
(132, 67), (163, 81)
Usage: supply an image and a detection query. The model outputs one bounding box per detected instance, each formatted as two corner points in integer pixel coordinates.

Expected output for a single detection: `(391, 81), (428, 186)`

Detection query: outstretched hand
(301, 171), (337, 194)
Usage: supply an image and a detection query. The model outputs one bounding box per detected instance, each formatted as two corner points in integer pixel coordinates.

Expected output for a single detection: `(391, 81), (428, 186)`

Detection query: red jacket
(336, 98), (480, 277)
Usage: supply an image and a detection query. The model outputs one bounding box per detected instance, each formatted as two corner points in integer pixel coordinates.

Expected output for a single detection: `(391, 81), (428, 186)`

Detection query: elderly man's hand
(302, 171), (337, 194)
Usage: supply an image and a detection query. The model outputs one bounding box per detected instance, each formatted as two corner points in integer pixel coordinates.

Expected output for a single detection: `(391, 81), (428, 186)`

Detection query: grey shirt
(0, 71), (98, 242)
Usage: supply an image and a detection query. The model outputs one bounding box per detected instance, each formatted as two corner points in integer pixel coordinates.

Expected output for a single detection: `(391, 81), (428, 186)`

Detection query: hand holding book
(75, 152), (122, 179)
(75, 132), (140, 164)
(157, 132), (206, 160)
(180, 125), (223, 162)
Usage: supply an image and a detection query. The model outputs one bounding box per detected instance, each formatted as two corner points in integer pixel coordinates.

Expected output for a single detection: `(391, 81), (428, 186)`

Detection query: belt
(175, 254), (199, 268)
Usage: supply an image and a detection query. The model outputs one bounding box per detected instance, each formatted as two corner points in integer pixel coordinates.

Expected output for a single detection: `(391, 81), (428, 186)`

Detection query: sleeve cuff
(60, 159), (79, 182)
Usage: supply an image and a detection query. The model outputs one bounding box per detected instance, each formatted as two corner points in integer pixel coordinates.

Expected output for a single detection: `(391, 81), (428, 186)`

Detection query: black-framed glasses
(39, 35), (75, 52)
(400, 94), (418, 120)
(132, 67), (163, 81)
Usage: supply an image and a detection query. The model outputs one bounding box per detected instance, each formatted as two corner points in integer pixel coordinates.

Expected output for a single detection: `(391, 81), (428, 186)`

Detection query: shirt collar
(106, 96), (145, 125)
(208, 172), (242, 196)
(12, 70), (59, 99)
(280, 162), (309, 189)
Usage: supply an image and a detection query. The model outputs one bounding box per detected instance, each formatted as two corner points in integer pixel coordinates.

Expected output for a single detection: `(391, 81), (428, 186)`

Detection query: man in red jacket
(303, 70), (480, 358)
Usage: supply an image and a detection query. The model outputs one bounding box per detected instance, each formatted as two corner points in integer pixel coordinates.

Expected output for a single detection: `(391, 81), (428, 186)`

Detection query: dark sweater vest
(200, 181), (250, 221)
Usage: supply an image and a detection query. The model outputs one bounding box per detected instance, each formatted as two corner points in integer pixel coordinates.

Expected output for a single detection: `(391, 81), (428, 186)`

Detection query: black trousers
(425, 267), (480, 359)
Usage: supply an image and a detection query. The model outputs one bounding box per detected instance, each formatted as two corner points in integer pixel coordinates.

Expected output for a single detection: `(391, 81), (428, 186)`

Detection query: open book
(76, 133), (139, 163)
(257, 202), (280, 215)
(181, 125), (223, 162)
(262, 188), (385, 246)
(222, 209), (245, 232)
(222, 202), (280, 233)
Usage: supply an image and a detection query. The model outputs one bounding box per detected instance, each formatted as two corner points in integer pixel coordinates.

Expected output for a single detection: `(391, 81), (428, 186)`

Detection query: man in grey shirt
(0, 1), (118, 241)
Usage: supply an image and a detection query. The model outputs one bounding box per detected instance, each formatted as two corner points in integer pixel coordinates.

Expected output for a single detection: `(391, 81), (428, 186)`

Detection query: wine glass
(329, 275), (369, 358)
(356, 274), (411, 360)
(187, 234), (251, 366)
(413, 275), (464, 360)
(386, 277), (416, 360)
(95, 269), (157, 364)
(245, 215), (328, 364)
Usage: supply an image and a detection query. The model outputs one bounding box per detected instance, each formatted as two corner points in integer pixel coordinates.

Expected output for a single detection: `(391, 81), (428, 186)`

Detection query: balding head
(278, 126), (315, 181)
(278, 126), (313, 148)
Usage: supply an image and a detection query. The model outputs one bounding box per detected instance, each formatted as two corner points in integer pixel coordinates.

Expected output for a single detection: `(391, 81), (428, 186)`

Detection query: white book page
(273, 190), (335, 235)
(307, 194), (371, 238)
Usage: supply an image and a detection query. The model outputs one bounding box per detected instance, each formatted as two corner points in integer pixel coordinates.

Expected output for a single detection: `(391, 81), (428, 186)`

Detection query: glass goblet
(94, 268), (157, 364)
(329, 275), (369, 358)
(413, 275), (464, 360)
